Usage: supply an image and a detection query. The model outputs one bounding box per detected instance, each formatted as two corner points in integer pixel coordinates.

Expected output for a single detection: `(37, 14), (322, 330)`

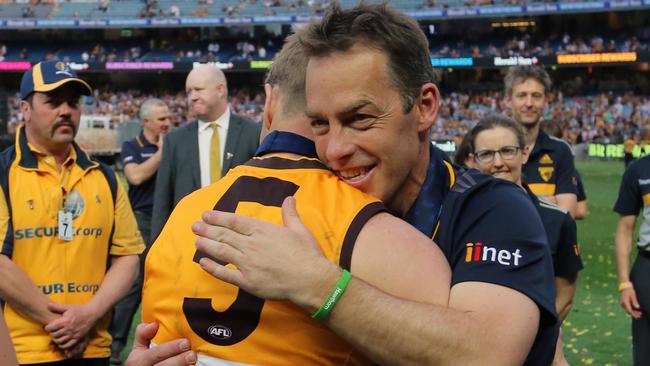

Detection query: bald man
(151, 66), (261, 240)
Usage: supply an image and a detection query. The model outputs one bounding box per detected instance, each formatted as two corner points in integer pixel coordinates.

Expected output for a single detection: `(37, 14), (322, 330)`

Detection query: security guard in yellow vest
(0, 61), (144, 366)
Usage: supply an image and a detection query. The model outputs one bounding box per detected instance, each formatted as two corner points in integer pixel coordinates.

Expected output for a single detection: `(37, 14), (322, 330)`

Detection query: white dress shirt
(198, 108), (230, 188)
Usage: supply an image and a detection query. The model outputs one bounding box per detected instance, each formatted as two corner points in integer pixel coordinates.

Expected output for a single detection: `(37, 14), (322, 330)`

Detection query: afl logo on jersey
(207, 325), (232, 340)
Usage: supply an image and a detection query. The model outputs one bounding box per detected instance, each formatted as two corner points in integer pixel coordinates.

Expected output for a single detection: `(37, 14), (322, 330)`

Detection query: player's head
(300, 3), (441, 213)
(261, 32), (310, 142)
(19, 61), (92, 153)
(504, 66), (551, 128)
(185, 65), (228, 122)
(465, 114), (529, 186)
(140, 98), (171, 139)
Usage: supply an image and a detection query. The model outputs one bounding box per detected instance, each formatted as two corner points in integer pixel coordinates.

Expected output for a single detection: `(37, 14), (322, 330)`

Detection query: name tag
(58, 211), (73, 241)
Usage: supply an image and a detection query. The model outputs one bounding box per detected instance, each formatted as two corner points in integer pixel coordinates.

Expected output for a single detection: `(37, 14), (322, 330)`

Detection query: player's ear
(263, 83), (277, 132)
(415, 83), (440, 135)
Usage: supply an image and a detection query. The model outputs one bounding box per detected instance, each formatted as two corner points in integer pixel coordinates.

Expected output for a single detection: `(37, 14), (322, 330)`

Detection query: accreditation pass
(58, 210), (73, 241)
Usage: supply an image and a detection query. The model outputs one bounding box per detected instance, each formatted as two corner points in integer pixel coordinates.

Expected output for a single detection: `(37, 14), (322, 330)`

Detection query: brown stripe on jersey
(245, 157), (329, 170)
(339, 202), (387, 271)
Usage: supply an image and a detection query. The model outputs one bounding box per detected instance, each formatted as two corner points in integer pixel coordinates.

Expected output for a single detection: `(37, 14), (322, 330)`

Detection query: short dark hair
(265, 32), (308, 118)
(504, 66), (552, 96)
(298, 2), (437, 113)
(463, 114), (527, 158)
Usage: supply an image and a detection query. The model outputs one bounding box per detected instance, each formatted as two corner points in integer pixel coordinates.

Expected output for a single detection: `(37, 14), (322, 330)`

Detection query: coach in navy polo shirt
(189, 4), (558, 365)
(109, 98), (171, 364)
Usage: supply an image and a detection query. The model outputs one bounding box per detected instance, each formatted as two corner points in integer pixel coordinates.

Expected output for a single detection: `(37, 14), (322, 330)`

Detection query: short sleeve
(554, 213), (583, 277)
(447, 183), (557, 319)
(110, 175), (145, 256)
(613, 163), (641, 216)
(0, 185), (13, 257)
(120, 141), (141, 167)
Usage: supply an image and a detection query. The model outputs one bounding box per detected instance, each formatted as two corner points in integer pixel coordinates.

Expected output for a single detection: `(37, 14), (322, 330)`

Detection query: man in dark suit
(151, 65), (261, 240)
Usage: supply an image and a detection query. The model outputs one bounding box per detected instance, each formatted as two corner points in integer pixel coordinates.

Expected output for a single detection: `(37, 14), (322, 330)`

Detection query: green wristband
(312, 269), (352, 321)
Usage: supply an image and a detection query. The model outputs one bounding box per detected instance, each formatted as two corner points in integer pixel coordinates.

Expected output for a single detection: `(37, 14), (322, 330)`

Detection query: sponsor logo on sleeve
(465, 242), (522, 266)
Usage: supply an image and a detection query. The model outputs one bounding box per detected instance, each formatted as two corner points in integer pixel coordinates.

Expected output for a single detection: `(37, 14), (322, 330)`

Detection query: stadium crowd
(1, 29), (648, 63)
(431, 32), (650, 58)
(6, 88), (648, 146)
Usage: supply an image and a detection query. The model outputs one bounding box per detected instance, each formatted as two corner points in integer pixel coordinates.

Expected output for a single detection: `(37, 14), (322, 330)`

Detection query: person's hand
(620, 286), (643, 319)
(61, 334), (90, 359)
(157, 132), (166, 150)
(126, 322), (197, 366)
(192, 196), (337, 305)
(44, 303), (98, 349)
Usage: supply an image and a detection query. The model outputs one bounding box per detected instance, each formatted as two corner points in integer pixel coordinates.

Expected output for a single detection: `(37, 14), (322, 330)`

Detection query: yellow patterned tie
(210, 123), (221, 182)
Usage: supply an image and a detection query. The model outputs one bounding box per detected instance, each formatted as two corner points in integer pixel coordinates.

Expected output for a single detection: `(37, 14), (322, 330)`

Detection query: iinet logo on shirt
(464, 242), (522, 266)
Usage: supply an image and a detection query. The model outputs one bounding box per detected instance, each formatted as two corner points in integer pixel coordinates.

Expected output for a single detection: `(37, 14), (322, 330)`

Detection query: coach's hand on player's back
(126, 322), (197, 366)
(193, 196), (338, 306)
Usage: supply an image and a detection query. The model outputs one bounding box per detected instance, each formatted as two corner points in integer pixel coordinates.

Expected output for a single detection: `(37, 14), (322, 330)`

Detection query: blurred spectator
(170, 4), (180, 17)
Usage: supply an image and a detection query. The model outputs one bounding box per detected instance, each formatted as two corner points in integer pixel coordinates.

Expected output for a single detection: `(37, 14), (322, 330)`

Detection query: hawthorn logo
(464, 242), (523, 266)
(540, 154), (553, 164)
(538, 167), (554, 182)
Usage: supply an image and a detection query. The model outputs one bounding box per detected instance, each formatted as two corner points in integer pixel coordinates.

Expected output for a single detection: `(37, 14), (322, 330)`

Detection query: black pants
(631, 252), (650, 366)
(23, 358), (109, 366)
(108, 210), (151, 354)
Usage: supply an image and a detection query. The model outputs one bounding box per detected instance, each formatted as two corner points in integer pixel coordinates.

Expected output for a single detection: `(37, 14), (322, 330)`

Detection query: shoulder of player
(537, 198), (568, 215)
(536, 199), (573, 231)
(452, 168), (526, 202)
(627, 154), (650, 174)
(544, 135), (574, 157)
(120, 138), (139, 151)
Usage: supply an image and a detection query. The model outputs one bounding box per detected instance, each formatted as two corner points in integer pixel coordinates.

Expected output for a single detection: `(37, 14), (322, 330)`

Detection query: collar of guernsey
(403, 144), (451, 238)
(255, 130), (318, 158)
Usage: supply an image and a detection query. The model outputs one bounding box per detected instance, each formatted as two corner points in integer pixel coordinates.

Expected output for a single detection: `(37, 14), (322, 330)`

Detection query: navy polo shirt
(526, 185), (583, 277)
(258, 131), (558, 365)
(433, 166), (558, 366)
(614, 155), (650, 251)
(120, 131), (158, 215)
(524, 130), (577, 197)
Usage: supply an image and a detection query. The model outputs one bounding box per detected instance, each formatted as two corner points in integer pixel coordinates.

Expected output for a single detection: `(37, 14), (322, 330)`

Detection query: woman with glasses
(455, 114), (583, 366)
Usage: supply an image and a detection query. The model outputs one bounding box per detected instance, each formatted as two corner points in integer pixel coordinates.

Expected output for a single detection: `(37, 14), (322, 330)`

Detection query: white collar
(198, 108), (231, 131)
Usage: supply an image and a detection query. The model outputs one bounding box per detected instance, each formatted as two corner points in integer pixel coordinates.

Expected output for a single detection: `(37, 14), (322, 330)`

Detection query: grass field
(564, 160), (632, 365)
(121, 160), (633, 365)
